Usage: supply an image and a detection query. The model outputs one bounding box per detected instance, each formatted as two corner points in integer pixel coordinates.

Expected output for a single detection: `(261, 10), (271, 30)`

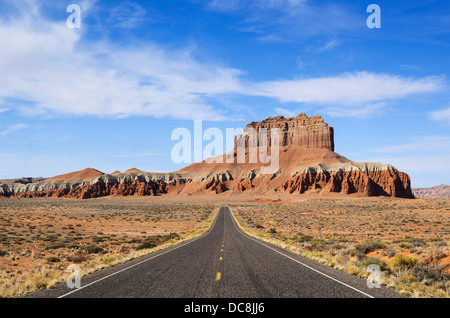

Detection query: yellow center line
(216, 272), (221, 281)
(219, 256), (223, 261)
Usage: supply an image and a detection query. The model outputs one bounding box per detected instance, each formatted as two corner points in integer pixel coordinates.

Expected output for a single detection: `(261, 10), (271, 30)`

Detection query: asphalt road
(27, 205), (402, 298)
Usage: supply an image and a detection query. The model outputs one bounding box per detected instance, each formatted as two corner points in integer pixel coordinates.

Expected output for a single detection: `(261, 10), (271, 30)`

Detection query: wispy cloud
(249, 72), (445, 117)
(0, 1), (446, 122)
(373, 135), (450, 154)
(316, 39), (341, 53)
(0, 1), (240, 121)
(325, 102), (387, 118)
(107, 2), (148, 28)
(1, 123), (29, 137)
(429, 107), (450, 125)
(206, 0), (360, 41)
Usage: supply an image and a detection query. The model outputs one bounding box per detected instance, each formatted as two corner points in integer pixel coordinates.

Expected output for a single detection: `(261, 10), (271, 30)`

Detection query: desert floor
(0, 194), (449, 297)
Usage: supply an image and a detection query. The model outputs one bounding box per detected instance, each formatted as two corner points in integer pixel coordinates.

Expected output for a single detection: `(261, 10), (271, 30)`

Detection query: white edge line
(227, 206), (375, 299)
(58, 207), (222, 298)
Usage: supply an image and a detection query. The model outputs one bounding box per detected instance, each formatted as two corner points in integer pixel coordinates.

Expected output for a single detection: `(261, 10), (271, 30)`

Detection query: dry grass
(0, 197), (219, 297)
(2, 194), (449, 298)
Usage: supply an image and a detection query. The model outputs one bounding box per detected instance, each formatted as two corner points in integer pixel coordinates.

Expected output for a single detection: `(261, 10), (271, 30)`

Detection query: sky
(0, 0), (449, 188)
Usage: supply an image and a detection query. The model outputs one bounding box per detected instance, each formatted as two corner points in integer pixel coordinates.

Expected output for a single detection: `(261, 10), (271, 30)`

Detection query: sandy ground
(0, 193), (449, 297)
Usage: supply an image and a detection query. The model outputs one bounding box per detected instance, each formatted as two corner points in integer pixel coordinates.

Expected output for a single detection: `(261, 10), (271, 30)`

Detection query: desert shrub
(353, 241), (387, 260)
(297, 235), (314, 243)
(423, 248), (447, 266)
(410, 264), (450, 285)
(346, 265), (361, 275)
(0, 250), (8, 256)
(46, 256), (61, 263)
(163, 233), (179, 241)
(394, 237), (426, 247)
(386, 245), (397, 257)
(83, 245), (104, 254)
(100, 255), (116, 265)
(304, 245), (321, 252)
(135, 241), (157, 250)
(389, 254), (421, 271)
(408, 282), (427, 296)
(67, 253), (89, 264)
(360, 256), (388, 271)
(399, 275), (417, 283)
(129, 238), (142, 243)
(311, 239), (328, 248)
(45, 242), (67, 250)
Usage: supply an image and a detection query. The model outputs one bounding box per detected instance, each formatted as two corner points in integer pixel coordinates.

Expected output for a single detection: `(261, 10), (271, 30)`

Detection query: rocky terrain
(242, 113), (335, 151)
(413, 185), (450, 199)
(0, 113), (414, 199)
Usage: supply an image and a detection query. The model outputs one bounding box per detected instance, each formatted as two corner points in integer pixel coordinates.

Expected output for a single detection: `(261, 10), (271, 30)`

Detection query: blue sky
(0, 0), (449, 187)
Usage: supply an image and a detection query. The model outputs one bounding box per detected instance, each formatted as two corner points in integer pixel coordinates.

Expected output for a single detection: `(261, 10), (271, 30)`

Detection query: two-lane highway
(28, 206), (401, 298)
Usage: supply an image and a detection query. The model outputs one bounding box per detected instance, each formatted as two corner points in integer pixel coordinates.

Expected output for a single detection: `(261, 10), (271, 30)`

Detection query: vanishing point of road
(28, 206), (401, 298)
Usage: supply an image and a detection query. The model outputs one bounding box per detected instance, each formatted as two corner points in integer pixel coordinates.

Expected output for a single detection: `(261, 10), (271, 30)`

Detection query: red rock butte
(0, 113), (414, 199)
(241, 113), (334, 151)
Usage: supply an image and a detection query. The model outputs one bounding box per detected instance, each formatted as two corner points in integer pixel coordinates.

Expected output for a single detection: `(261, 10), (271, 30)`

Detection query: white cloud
(1, 124), (29, 137)
(325, 102), (387, 118)
(429, 107), (450, 125)
(0, 1), (241, 121)
(252, 72), (445, 104)
(207, 0), (359, 40)
(373, 135), (450, 154)
(316, 39), (341, 52)
(0, 1), (445, 122)
(107, 2), (148, 28)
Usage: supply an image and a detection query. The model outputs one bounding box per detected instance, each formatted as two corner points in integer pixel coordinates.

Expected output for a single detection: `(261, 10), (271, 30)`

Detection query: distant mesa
(0, 113), (414, 199)
(412, 184), (450, 199)
(48, 168), (105, 182)
(124, 168), (143, 174)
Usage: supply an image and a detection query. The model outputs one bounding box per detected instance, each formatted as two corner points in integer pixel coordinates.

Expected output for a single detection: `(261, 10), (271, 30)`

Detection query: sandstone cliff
(236, 113), (334, 151)
(0, 113), (414, 199)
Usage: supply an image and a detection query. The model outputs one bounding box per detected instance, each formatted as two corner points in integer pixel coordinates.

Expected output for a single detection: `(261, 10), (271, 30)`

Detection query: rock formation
(412, 184), (450, 199)
(237, 113), (334, 151)
(0, 113), (414, 199)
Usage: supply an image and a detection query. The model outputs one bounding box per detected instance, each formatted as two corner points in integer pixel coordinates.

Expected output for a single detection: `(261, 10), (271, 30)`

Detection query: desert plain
(0, 194), (449, 298)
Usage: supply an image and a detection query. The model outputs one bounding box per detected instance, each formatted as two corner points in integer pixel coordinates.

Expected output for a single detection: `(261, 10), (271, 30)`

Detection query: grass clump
(46, 256), (61, 263)
(135, 241), (157, 250)
(346, 265), (361, 275)
(389, 254), (421, 271)
(83, 245), (104, 254)
(359, 256), (388, 271)
(100, 255), (116, 265)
